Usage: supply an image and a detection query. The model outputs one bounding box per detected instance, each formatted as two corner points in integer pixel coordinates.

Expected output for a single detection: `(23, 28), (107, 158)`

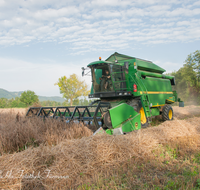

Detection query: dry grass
(0, 106), (200, 189)
(0, 110), (92, 154)
(0, 108), (27, 115)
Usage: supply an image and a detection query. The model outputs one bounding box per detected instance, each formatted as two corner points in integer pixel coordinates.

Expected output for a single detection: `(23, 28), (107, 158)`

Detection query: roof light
(99, 57), (101, 60)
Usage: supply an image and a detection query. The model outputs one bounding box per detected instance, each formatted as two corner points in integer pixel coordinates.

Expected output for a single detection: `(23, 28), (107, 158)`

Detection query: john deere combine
(26, 52), (183, 135)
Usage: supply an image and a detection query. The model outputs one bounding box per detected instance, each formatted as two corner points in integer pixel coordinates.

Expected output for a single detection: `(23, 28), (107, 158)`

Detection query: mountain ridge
(0, 88), (65, 103)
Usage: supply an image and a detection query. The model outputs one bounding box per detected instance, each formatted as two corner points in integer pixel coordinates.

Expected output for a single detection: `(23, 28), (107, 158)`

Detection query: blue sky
(0, 0), (200, 97)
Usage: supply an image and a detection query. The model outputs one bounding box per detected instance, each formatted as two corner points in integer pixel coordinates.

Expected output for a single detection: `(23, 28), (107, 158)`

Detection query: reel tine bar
(26, 102), (111, 127)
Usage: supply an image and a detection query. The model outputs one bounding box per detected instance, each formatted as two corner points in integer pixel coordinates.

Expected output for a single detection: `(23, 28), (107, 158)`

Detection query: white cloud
(91, 0), (130, 7)
(32, 7), (80, 20)
(192, 0), (200, 6)
(0, 0), (200, 53)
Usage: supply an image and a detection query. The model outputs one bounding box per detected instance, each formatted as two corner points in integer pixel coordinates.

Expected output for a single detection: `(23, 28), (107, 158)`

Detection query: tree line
(0, 90), (93, 108)
(0, 96), (93, 108)
(170, 50), (200, 104)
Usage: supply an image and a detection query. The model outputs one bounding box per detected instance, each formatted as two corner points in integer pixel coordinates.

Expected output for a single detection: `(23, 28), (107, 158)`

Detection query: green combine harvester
(26, 52), (184, 135)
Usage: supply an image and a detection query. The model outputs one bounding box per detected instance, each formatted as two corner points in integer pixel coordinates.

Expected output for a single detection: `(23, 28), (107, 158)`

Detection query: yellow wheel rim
(168, 109), (173, 120)
(140, 107), (147, 124)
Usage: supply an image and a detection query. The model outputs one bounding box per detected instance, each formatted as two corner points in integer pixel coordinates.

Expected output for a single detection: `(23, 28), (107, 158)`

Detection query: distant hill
(0, 88), (23, 99)
(38, 96), (65, 103)
(0, 88), (65, 103)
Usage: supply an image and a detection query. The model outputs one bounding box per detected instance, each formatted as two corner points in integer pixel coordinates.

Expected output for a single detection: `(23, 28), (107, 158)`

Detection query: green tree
(171, 50), (200, 103)
(55, 74), (90, 106)
(20, 90), (39, 106)
(185, 50), (200, 89)
(40, 100), (62, 107)
(0, 98), (8, 108)
(73, 98), (80, 106)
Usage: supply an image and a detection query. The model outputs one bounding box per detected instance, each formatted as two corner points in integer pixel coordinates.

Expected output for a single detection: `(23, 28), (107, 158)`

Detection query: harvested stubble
(0, 106), (200, 189)
(0, 111), (93, 154)
(0, 108), (27, 115)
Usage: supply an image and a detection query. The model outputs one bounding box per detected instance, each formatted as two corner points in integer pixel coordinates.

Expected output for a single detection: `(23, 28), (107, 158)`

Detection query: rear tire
(162, 105), (173, 121)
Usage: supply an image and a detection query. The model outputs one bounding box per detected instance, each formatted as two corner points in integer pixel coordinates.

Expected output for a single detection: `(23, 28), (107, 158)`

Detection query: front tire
(162, 105), (173, 121)
(103, 111), (112, 129)
(127, 99), (148, 128)
(138, 103), (149, 128)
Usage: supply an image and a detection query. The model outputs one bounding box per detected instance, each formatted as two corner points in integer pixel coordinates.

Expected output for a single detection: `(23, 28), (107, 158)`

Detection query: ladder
(135, 75), (152, 122)
(140, 95), (152, 122)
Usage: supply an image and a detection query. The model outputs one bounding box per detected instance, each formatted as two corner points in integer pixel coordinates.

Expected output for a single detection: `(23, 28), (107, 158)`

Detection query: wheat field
(0, 106), (200, 189)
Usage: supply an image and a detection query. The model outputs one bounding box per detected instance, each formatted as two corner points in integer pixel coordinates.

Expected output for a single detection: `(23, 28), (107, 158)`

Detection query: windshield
(91, 64), (127, 93)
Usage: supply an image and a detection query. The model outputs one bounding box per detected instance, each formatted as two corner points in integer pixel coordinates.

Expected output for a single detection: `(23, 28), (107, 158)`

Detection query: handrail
(135, 73), (151, 103)
(129, 72), (152, 118)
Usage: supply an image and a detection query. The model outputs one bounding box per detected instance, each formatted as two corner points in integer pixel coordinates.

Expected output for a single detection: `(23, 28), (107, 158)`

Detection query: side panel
(106, 103), (141, 134)
(109, 103), (136, 128)
(151, 107), (160, 116)
(141, 77), (173, 106)
(142, 77), (172, 92)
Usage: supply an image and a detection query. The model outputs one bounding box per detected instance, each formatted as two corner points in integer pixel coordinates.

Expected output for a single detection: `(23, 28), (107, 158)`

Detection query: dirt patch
(173, 105), (200, 119)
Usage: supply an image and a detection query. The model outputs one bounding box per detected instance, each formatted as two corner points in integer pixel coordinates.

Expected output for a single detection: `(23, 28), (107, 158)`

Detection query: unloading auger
(26, 52), (184, 135)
